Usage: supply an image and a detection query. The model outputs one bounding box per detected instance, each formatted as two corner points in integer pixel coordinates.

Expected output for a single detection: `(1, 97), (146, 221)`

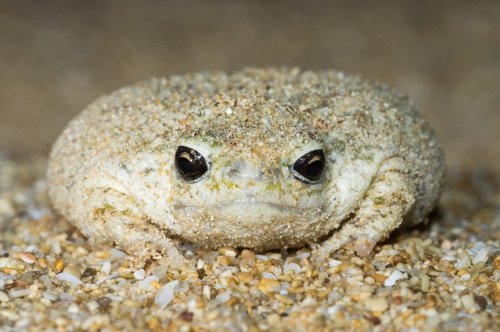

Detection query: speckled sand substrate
(0, 155), (498, 331)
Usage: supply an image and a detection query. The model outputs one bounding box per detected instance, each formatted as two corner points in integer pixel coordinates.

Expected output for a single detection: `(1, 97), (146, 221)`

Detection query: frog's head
(169, 112), (338, 250)
(161, 70), (383, 250)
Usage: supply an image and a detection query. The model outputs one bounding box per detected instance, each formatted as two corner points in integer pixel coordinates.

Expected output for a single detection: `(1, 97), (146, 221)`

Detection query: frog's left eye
(290, 149), (326, 184)
(175, 146), (210, 183)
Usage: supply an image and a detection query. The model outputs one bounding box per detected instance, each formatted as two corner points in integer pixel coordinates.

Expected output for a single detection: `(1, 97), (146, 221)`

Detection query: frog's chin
(170, 201), (330, 250)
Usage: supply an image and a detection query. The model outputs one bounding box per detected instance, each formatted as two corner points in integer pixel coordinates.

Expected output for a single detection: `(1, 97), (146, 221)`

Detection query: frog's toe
(310, 242), (337, 266)
(345, 233), (379, 257)
(165, 257), (197, 273)
(311, 252), (326, 266)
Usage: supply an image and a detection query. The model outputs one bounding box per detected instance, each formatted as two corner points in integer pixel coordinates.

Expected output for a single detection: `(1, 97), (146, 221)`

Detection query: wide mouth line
(171, 200), (330, 214)
(172, 200), (303, 211)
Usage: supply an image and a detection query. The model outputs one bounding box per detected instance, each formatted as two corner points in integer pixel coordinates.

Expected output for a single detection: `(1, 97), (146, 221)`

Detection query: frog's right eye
(175, 146), (210, 183)
(290, 149), (326, 184)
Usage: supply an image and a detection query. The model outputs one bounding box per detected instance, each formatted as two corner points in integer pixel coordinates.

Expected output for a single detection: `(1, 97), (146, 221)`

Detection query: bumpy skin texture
(47, 68), (445, 267)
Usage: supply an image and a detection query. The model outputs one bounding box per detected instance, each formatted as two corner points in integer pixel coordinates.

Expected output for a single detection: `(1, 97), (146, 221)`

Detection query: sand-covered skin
(0, 156), (498, 331)
(47, 68), (445, 266)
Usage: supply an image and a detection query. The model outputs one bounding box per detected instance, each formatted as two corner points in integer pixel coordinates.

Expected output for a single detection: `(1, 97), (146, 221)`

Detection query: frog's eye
(175, 146), (210, 183)
(290, 149), (326, 184)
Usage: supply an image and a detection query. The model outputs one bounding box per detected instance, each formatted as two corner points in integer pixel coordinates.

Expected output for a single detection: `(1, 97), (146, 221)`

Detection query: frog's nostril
(226, 163), (242, 177)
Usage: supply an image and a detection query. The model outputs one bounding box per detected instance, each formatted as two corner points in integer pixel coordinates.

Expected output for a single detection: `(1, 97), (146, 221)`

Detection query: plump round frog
(47, 68), (445, 268)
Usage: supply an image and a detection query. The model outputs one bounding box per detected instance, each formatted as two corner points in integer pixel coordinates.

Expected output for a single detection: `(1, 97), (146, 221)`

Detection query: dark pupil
(175, 146), (208, 182)
(293, 150), (325, 183)
(307, 159), (323, 176)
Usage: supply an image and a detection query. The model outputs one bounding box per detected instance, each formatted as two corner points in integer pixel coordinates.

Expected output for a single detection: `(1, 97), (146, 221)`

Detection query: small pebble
(133, 269), (146, 280)
(262, 272), (278, 280)
(101, 261), (112, 275)
(472, 248), (488, 264)
(56, 272), (83, 287)
(20, 272), (34, 284)
(284, 263), (301, 274)
(213, 290), (232, 304)
(224, 250), (236, 258)
(97, 297), (112, 310)
(37, 258), (48, 269)
(203, 285), (211, 300)
(219, 247), (237, 258)
(63, 266), (81, 279)
(155, 280), (179, 309)
(0, 290), (9, 302)
(351, 257), (365, 266)
(42, 290), (58, 302)
(140, 275), (159, 290)
(258, 278), (281, 293)
(17, 253), (36, 264)
(8, 289), (31, 298)
(68, 303), (80, 314)
(328, 260), (342, 267)
(179, 311), (194, 322)
(296, 251), (310, 259)
(240, 249), (256, 260)
(420, 274), (430, 292)
(384, 270), (404, 287)
(373, 273), (388, 283)
(96, 273), (119, 285)
(474, 295), (487, 311)
(54, 257), (65, 273)
(81, 267), (96, 278)
(461, 294), (476, 311)
(454, 256), (471, 270)
(109, 248), (127, 259)
(364, 297), (389, 312)
(237, 272), (253, 284)
(441, 239), (453, 250)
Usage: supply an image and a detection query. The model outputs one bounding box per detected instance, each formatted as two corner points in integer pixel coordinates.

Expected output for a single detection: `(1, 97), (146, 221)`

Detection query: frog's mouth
(171, 192), (329, 217)
(172, 200), (306, 212)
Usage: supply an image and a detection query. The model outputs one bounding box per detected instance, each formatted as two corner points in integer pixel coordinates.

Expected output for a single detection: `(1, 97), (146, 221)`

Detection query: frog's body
(48, 68), (445, 267)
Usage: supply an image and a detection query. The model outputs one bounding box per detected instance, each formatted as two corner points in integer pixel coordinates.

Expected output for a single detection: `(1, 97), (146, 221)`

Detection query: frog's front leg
(85, 187), (190, 269)
(312, 157), (416, 264)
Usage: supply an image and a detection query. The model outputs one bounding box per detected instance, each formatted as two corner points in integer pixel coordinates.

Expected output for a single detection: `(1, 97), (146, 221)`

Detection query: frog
(47, 67), (445, 268)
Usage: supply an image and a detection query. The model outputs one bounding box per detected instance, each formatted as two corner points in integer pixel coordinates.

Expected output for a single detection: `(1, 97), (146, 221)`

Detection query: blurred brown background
(0, 0), (499, 170)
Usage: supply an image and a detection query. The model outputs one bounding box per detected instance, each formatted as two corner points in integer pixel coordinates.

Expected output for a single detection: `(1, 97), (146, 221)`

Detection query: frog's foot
(86, 188), (191, 270)
(112, 222), (193, 271)
(312, 157), (416, 265)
